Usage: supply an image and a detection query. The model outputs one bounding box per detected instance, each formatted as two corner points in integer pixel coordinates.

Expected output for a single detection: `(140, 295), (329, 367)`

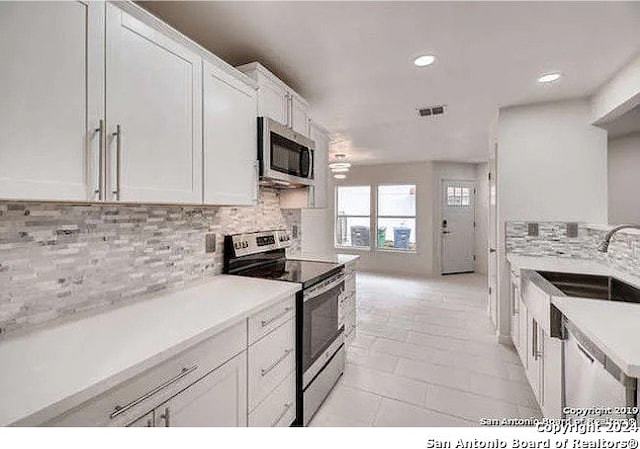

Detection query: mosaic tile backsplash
(0, 188), (300, 334)
(506, 221), (640, 277)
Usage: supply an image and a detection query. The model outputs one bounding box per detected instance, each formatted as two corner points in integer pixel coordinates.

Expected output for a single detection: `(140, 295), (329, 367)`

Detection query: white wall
(475, 162), (490, 275)
(329, 162), (436, 276)
(608, 133), (640, 224)
(495, 98), (608, 339)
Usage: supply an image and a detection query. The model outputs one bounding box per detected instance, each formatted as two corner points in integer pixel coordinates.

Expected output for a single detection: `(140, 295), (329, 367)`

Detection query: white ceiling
(139, 1), (640, 164)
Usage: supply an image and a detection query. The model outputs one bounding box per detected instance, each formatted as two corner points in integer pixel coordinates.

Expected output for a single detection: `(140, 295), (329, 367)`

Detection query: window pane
(378, 185), (416, 216)
(336, 216), (370, 248)
(337, 186), (370, 216)
(376, 218), (416, 251)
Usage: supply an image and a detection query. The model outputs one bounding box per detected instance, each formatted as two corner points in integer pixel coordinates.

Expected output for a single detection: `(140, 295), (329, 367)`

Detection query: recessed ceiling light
(328, 162), (351, 169)
(331, 167), (349, 173)
(414, 55), (436, 67)
(333, 174), (347, 180)
(537, 72), (562, 83)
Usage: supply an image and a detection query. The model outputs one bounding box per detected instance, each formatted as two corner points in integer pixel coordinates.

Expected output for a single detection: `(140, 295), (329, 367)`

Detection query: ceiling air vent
(418, 105), (446, 117)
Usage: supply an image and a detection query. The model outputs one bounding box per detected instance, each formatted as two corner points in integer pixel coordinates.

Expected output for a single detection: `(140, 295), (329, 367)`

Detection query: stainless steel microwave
(258, 117), (314, 187)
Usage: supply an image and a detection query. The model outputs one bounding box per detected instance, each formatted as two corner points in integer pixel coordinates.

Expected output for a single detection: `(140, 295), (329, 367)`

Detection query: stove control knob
(243, 241), (248, 248)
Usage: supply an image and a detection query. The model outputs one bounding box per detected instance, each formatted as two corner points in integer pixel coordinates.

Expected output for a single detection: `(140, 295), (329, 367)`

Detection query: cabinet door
(526, 316), (542, 401)
(203, 61), (258, 205)
(127, 411), (154, 427)
(309, 124), (329, 208)
(106, 3), (202, 204)
(156, 352), (247, 427)
(518, 297), (528, 367)
(290, 95), (310, 137)
(0, 1), (104, 201)
(257, 75), (288, 126)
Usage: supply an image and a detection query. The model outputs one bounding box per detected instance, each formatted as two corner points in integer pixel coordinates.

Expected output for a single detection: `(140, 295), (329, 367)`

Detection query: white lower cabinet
(154, 352), (247, 427)
(247, 297), (297, 427)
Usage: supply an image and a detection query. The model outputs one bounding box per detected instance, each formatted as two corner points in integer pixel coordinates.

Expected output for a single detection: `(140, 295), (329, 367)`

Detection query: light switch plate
(205, 233), (216, 253)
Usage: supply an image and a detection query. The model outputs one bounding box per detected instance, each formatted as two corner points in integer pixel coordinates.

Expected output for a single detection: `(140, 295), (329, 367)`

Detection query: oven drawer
(248, 372), (295, 427)
(248, 296), (295, 345)
(248, 318), (295, 411)
(44, 320), (246, 426)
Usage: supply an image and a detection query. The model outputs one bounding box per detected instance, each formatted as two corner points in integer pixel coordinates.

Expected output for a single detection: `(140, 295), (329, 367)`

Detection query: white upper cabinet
(237, 62), (311, 138)
(106, 3), (202, 204)
(309, 123), (329, 209)
(0, 2), (104, 201)
(203, 61), (258, 206)
(255, 74), (289, 126)
(290, 94), (310, 137)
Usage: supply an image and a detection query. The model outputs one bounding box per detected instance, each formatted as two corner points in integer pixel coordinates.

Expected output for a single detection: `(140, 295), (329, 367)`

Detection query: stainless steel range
(223, 230), (346, 426)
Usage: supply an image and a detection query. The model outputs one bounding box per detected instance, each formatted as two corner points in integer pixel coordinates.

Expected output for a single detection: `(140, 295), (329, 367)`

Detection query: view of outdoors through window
(335, 186), (371, 248)
(335, 184), (416, 251)
(377, 185), (416, 251)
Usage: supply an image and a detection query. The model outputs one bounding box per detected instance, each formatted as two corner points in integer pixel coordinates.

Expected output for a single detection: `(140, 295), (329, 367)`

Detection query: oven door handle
(304, 272), (345, 301)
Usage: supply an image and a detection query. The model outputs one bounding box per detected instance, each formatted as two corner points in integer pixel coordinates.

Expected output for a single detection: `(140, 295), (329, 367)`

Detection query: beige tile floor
(310, 271), (542, 427)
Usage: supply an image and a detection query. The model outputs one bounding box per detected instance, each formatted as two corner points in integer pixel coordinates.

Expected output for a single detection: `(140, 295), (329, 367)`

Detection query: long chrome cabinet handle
(271, 402), (293, 427)
(110, 365), (198, 419)
(112, 124), (122, 200)
(253, 160), (259, 204)
(261, 348), (293, 376)
(94, 119), (105, 200)
(260, 307), (292, 328)
(160, 407), (170, 427)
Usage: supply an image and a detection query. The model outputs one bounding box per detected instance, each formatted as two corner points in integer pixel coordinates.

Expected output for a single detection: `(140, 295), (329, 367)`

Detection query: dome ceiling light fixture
(537, 72), (562, 83)
(413, 54), (436, 67)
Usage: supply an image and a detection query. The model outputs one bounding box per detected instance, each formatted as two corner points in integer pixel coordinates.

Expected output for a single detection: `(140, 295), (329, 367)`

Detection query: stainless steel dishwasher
(563, 320), (637, 420)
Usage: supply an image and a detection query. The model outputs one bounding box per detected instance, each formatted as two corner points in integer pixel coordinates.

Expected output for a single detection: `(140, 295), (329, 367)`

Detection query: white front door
(441, 180), (476, 274)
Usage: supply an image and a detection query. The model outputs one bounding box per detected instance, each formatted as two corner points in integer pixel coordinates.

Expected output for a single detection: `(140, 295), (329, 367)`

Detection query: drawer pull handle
(271, 402), (293, 427)
(261, 349), (293, 376)
(110, 365), (198, 419)
(261, 307), (292, 328)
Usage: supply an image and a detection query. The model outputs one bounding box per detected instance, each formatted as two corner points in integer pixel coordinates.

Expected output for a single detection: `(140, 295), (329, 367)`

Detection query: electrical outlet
(566, 222), (579, 238)
(292, 225), (298, 239)
(527, 222), (539, 237)
(205, 233), (216, 253)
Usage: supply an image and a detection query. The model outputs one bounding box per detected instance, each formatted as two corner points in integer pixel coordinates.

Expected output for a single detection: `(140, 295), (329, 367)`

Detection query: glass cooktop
(240, 259), (342, 288)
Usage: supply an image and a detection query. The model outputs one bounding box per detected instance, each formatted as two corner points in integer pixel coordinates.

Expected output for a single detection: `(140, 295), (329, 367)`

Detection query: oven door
(302, 272), (345, 384)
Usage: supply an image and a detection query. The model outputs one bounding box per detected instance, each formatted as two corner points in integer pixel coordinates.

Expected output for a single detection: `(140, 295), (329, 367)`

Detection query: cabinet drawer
(339, 291), (356, 323)
(345, 272), (356, 295)
(248, 296), (295, 345)
(248, 318), (295, 411)
(46, 321), (246, 426)
(248, 372), (295, 427)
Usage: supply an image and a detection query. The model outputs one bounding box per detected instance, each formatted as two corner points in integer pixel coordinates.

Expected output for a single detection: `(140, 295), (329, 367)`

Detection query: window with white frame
(335, 185), (371, 248)
(376, 185), (417, 251)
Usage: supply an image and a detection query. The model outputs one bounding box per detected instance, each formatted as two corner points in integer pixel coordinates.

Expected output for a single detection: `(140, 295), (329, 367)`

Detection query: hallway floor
(310, 272), (542, 426)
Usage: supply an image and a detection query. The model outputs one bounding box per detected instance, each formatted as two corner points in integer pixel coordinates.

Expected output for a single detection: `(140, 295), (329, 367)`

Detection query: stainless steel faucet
(597, 224), (640, 252)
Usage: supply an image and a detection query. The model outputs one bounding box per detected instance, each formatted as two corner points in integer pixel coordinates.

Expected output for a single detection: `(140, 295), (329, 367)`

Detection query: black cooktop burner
(239, 259), (342, 288)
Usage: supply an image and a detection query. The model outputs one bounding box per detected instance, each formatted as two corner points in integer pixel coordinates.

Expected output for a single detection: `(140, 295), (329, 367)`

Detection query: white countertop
(507, 254), (640, 377)
(0, 275), (300, 427)
(291, 252), (360, 265)
(552, 297), (640, 378)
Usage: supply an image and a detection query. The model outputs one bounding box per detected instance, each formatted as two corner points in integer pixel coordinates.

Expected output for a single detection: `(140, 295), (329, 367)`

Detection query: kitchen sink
(537, 270), (640, 303)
